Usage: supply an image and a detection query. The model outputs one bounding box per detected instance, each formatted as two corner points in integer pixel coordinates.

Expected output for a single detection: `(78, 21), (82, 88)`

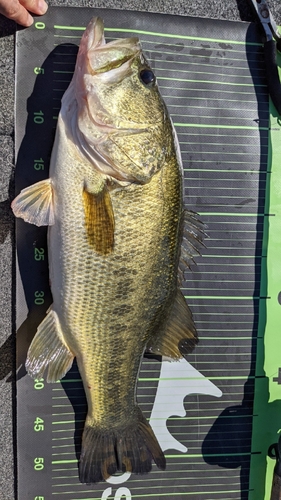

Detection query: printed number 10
(34, 111), (44, 124)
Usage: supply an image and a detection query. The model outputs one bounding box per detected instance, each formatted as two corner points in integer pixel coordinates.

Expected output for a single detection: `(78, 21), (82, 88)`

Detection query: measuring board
(14, 6), (281, 500)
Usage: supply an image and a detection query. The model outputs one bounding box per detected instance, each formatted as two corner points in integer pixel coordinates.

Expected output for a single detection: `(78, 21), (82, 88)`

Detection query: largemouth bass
(12, 17), (204, 483)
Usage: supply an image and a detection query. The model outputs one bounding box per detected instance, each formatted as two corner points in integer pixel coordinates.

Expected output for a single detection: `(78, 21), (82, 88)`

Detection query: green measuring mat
(14, 6), (281, 500)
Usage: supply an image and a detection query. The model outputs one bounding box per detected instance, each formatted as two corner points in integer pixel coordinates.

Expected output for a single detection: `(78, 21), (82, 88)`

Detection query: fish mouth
(83, 17), (141, 76)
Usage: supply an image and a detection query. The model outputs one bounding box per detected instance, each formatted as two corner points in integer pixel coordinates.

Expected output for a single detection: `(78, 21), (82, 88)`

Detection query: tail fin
(79, 407), (166, 483)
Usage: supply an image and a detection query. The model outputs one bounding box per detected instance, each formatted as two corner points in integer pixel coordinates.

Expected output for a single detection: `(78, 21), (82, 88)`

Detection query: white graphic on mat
(149, 358), (223, 453)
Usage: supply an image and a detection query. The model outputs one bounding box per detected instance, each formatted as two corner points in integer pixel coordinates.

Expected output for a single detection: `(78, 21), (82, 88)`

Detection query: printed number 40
(34, 379), (44, 390)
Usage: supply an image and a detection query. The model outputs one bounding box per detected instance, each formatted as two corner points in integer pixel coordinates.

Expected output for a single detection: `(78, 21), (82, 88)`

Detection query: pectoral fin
(146, 289), (198, 359)
(11, 179), (54, 226)
(82, 183), (115, 255)
(26, 308), (74, 382)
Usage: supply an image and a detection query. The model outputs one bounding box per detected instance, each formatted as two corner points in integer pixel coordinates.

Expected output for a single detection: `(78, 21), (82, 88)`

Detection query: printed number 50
(102, 487), (131, 499)
(34, 457), (44, 471)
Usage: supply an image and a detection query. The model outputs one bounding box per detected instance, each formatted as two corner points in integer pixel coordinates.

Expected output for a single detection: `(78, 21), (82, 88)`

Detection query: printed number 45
(34, 417), (44, 432)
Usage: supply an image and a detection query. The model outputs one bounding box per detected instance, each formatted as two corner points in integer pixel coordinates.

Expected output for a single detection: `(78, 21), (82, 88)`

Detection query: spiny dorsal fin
(178, 209), (206, 284)
(11, 179), (54, 226)
(146, 288), (198, 359)
(82, 184), (115, 255)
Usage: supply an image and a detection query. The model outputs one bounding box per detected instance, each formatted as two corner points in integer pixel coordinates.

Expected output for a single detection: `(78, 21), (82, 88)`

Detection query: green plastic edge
(249, 53), (281, 500)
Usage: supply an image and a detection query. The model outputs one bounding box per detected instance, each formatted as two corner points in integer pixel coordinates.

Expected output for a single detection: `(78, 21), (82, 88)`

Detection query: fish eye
(139, 68), (156, 87)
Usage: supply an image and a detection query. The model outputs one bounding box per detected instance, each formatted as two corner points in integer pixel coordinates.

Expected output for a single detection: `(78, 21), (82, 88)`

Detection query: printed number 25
(34, 248), (45, 261)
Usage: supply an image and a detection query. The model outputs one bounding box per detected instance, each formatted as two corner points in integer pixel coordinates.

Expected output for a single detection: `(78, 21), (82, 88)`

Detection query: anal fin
(11, 179), (54, 226)
(82, 183), (114, 255)
(26, 308), (74, 382)
(146, 289), (198, 359)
